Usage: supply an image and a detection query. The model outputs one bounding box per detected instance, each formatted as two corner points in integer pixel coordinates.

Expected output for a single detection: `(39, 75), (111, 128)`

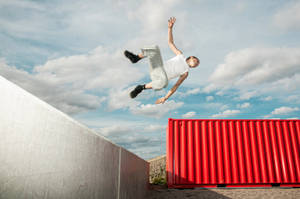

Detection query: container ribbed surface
(166, 119), (300, 188)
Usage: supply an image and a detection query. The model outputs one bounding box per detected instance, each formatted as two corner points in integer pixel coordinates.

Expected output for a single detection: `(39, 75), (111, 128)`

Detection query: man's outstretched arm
(155, 72), (188, 104)
(168, 17), (182, 56)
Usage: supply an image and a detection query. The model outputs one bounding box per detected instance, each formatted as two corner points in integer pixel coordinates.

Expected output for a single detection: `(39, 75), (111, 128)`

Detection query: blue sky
(1, 0), (300, 160)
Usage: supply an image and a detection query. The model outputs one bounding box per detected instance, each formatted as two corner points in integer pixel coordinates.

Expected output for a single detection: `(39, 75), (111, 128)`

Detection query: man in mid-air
(124, 17), (200, 104)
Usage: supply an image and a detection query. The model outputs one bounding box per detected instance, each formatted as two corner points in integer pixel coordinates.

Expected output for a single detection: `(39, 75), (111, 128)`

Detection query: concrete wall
(148, 155), (166, 184)
(0, 76), (149, 199)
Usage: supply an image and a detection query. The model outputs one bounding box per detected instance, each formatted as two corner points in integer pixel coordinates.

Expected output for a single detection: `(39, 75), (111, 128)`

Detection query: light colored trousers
(141, 45), (168, 91)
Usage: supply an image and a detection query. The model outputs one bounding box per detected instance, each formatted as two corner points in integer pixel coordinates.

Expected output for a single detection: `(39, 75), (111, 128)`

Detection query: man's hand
(155, 97), (167, 104)
(168, 17), (176, 28)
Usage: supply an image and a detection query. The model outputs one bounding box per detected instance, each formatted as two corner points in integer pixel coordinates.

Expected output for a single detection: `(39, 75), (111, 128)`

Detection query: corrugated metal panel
(166, 119), (300, 188)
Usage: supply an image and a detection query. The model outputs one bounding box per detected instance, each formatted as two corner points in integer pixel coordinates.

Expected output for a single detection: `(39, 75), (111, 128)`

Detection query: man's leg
(138, 53), (145, 59)
(127, 50), (151, 98)
(141, 46), (168, 91)
(124, 50), (145, 63)
(130, 82), (152, 98)
(144, 82), (152, 89)
(129, 45), (167, 98)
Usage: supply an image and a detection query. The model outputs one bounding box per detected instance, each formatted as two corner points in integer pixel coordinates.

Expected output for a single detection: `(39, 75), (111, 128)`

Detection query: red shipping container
(166, 118), (300, 188)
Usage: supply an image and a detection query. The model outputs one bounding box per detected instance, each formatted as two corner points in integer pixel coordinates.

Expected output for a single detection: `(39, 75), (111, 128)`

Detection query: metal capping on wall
(166, 118), (300, 188)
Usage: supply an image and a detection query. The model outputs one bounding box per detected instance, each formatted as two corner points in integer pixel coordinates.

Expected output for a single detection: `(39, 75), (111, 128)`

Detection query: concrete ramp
(0, 76), (149, 199)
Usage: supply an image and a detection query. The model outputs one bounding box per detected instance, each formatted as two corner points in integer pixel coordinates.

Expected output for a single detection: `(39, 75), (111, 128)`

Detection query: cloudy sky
(1, 0), (300, 160)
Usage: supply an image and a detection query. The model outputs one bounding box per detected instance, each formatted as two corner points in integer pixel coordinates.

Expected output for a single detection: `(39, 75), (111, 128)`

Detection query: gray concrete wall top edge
(120, 147), (150, 166)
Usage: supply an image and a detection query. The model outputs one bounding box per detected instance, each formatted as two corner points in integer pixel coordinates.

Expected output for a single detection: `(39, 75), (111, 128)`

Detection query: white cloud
(210, 48), (300, 86)
(235, 90), (258, 100)
(212, 109), (241, 118)
(107, 87), (184, 118)
(186, 87), (201, 95)
(206, 47), (300, 101)
(98, 123), (166, 137)
(131, 100), (184, 119)
(263, 116), (282, 119)
(182, 111), (196, 118)
(273, 1), (300, 31)
(262, 96), (272, 101)
(107, 87), (141, 111)
(177, 87), (201, 98)
(271, 106), (299, 115)
(206, 96), (214, 101)
(145, 124), (167, 132)
(126, 0), (187, 50)
(203, 83), (218, 93)
(98, 125), (133, 137)
(282, 95), (300, 104)
(204, 103), (229, 111)
(0, 59), (104, 114)
(264, 106), (299, 118)
(0, 0), (135, 61)
(235, 1), (247, 13)
(221, 104), (229, 110)
(0, 46), (144, 114)
(96, 123), (166, 159)
(34, 46), (144, 90)
(128, 0), (180, 33)
(237, 102), (250, 109)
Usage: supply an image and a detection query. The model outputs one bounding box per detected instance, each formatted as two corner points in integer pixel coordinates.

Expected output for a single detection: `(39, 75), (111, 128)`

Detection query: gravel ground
(147, 155), (300, 198)
(147, 156), (300, 199)
(146, 185), (300, 199)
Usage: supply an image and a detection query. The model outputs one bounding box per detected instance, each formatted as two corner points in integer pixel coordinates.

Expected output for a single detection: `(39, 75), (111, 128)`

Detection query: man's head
(186, 56), (200, 68)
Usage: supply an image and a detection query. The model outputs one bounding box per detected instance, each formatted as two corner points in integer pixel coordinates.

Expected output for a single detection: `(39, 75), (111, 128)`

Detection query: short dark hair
(186, 56), (200, 64)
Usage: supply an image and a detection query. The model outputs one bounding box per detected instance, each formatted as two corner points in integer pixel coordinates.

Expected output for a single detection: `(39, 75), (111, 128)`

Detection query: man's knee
(153, 79), (168, 91)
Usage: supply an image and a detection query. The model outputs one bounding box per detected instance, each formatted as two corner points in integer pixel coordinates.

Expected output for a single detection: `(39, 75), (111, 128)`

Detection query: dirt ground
(146, 185), (300, 199)
(147, 155), (300, 199)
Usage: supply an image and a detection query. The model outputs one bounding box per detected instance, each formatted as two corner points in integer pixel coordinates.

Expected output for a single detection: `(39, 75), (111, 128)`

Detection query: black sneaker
(130, 85), (144, 98)
(124, 50), (141, 63)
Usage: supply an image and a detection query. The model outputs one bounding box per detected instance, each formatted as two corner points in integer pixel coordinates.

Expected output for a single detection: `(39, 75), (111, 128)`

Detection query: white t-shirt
(163, 54), (190, 80)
